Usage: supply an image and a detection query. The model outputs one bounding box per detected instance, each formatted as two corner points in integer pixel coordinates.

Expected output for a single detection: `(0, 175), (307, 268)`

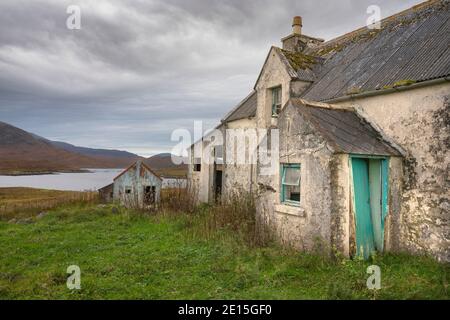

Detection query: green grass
(0, 203), (448, 300)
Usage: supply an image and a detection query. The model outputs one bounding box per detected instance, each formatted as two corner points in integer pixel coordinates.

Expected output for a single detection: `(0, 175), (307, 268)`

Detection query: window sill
(275, 204), (306, 217)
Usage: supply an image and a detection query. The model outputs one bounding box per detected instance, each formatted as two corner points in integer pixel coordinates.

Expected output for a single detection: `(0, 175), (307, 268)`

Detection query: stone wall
(256, 47), (293, 129)
(337, 82), (450, 262)
(223, 118), (257, 198)
(256, 103), (335, 252)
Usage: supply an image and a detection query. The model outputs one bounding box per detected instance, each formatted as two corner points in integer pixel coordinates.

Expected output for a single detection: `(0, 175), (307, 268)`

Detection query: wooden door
(352, 158), (375, 258)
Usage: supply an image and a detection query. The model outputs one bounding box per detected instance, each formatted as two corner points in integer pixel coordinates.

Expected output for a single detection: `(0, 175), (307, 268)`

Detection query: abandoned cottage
(99, 160), (162, 208)
(188, 0), (450, 261)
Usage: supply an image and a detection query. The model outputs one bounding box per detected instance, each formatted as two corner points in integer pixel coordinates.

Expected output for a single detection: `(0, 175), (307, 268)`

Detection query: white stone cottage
(188, 0), (450, 261)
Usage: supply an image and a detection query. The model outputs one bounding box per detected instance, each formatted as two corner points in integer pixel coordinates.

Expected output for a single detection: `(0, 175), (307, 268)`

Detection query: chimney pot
(292, 16), (302, 35)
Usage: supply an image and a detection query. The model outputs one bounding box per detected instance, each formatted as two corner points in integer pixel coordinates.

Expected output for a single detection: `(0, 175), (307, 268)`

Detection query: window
(281, 164), (301, 204)
(271, 86), (282, 117)
(214, 145), (223, 164)
(125, 187), (132, 194)
(194, 158), (201, 172)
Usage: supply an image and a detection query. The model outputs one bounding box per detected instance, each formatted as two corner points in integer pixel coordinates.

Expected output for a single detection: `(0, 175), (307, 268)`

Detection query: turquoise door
(351, 157), (388, 259)
(352, 158), (375, 258)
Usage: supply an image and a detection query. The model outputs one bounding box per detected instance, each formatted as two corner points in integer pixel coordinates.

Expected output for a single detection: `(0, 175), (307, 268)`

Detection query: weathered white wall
(256, 48), (293, 129)
(113, 162), (162, 207)
(255, 103), (335, 251)
(330, 153), (351, 257)
(188, 126), (223, 203)
(188, 141), (212, 203)
(336, 82), (450, 261)
(223, 118), (257, 198)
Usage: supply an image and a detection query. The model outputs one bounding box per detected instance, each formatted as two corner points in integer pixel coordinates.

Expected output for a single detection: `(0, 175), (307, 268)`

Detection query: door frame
(349, 154), (390, 258)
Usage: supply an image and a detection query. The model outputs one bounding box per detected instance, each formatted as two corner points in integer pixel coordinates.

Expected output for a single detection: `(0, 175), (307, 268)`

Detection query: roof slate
(113, 160), (162, 181)
(280, 0), (450, 101)
(288, 99), (402, 156)
(222, 91), (257, 122)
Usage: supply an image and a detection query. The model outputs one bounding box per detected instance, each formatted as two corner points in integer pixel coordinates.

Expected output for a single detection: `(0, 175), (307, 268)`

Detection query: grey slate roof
(288, 99), (402, 156)
(222, 91), (257, 122)
(279, 0), (450, 102)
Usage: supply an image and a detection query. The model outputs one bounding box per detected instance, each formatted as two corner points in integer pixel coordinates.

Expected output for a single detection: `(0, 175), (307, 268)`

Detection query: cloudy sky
(0, 0), (423, 156)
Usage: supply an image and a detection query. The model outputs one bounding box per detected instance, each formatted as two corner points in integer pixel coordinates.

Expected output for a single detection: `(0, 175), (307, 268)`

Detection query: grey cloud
(0, 0), (423, 155)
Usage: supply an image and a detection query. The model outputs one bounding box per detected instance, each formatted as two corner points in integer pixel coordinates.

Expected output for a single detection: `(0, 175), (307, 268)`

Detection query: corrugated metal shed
(222, 91), (257, 122)
(297, 0), (450, 101)
(288, 99), (402, 156)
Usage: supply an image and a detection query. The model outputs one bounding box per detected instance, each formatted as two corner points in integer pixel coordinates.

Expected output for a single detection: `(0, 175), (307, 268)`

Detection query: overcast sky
(0, 0), (423, 156)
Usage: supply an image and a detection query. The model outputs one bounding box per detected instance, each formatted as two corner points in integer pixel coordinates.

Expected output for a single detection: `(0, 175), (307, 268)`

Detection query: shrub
(187, 190), (275, 248)
(161, 179), (198, 215)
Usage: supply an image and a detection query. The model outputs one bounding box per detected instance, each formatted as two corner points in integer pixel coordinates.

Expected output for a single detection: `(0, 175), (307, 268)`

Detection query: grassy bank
(0, 187), (98, 221)
(0, 203), (448, 300)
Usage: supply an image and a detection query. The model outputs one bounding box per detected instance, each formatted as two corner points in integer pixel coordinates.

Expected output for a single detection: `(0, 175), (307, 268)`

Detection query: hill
(0, 121), (139, 175)
(145, 153), (187, 178)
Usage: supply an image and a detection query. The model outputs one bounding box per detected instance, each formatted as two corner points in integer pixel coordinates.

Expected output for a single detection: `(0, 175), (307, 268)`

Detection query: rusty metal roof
(222, 91), (257, 122)
(113, 160), (162, 181)
(288, 99), (402, 156)
(298, 0), (450, 101)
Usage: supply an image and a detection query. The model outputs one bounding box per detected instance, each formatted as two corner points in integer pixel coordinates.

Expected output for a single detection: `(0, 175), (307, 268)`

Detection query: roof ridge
(318, 0), (444, 49)
(113, 160), (162, 181)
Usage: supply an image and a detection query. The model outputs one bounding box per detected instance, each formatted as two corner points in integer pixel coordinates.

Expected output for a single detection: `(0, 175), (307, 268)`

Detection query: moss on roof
(280, 49), (318, 71)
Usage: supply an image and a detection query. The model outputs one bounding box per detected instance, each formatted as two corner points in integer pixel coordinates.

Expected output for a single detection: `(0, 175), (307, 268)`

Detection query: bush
(185, 191), (274, 248)
(160, 179), (198, 214)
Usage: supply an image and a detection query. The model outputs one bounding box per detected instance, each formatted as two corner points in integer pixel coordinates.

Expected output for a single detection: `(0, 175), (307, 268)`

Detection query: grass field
(0, 187), (97, 221)
(0, 201), (448, 300)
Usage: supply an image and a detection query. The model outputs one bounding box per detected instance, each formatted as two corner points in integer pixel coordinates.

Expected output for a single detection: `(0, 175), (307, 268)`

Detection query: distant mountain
(0, 121), (140, 175)
(37, 138), (140, 168)
(145, 153), (187, 178)
(50, 141), (137, 159)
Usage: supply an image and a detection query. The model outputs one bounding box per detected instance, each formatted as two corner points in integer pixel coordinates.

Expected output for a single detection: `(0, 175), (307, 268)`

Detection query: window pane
(273, 87), (281, 104)
(284, 167), (300, 185)
(286, 185), (300, 202)
(272, 87), (281, 117)
(215, 146), (223, 158)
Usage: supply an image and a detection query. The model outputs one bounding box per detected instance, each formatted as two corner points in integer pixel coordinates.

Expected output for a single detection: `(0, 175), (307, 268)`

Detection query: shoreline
(0, 169), (93, 176)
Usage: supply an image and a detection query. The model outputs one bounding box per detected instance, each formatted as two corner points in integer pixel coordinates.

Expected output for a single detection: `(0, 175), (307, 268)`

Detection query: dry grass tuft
(0, 187), (98, 221)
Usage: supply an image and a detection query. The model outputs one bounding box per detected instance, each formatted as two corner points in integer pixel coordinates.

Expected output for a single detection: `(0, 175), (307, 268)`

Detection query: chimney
(292, 16), (302, 35)
(282, 16), (324, 52)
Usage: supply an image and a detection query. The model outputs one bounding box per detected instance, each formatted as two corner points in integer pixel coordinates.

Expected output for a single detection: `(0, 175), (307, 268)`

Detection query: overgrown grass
(160, 188), (274, 247)
(0, 187), (98, 221)
(0, 203), (448, 300)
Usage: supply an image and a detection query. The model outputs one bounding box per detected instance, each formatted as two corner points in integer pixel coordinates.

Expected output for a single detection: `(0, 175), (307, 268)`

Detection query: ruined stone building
(99, 160), (162, 208)
(188, 0), (450, 261)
